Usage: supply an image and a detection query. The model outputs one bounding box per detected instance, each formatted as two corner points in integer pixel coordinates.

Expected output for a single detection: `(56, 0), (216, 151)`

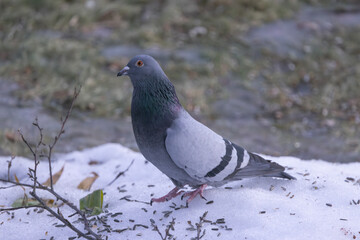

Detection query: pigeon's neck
(132, 77), (182, 119)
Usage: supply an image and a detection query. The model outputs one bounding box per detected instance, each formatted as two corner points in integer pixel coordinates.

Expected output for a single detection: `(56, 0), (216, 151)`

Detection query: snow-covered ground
(0, 143), (359, 240)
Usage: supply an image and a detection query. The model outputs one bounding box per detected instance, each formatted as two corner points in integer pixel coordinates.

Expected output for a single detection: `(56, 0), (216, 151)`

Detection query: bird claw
(150, 187), (183, 205)
(150, 184), (208, 206)
(182, 184), (208, 206)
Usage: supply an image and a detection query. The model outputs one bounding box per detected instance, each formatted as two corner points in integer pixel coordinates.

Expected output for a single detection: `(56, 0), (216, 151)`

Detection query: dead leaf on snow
(11, 197), (61, 208)
(14, 173), (26, 191)
(88, 160), (101, 165)
(42, 165), (65, 186)
(77, 172), (99, 191)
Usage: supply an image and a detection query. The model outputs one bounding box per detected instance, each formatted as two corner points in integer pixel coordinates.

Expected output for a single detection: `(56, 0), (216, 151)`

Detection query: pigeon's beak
(117, 66), (129, 77)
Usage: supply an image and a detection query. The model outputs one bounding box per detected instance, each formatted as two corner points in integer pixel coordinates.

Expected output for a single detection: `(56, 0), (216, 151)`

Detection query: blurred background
(0, 0), (359, 162)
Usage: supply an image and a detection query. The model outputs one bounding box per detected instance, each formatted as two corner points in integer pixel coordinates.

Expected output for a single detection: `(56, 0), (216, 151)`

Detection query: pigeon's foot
(150, 186), (184, 205)
(182, 184), (208, 206)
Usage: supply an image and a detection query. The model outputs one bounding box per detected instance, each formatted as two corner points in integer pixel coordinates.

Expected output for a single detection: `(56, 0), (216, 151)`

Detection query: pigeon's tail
(263, 170), (297, 180)
(231, 151), (296, 180)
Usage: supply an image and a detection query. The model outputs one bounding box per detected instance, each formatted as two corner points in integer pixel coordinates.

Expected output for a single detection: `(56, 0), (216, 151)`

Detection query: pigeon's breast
(131, 100), (198, 186)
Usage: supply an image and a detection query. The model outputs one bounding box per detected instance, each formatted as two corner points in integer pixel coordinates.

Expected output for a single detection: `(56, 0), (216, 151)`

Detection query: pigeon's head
(117, 55), (166, 87)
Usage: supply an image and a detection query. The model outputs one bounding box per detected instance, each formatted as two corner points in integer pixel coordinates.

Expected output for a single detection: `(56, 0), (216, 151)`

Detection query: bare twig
(0, 204), (45, 212)
(18, 129), (40, 193)
(164, 218), (176, 239)
(0, 179), (44, 189)
(151, 218), (176, 240)
(7, 156), (15, 182)
(29, 192), (97, 240)
(151, 221), (164, 239)
(0, 178), (100, 239)
(47, 87), (81, 190)
(0, 184), (24, 190)
(42, 185), (99, 238)
(0, 86), (101, 239)
(194, 211), (208, 240)
(107, 159), (135, 186)
(17, 129), (36, 157)
(32, 118), (44, 148)
(119, 195), (150, 205)
(32, 118), (45, 193)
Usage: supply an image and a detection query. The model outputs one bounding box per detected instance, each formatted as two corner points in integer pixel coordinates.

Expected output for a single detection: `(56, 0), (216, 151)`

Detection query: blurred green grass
(0, 0), (359, 134)
(0, 0), (306, 116)
(261, 27), (360, 123)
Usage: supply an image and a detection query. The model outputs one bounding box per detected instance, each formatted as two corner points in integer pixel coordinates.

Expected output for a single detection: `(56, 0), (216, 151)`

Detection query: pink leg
(150, 186), (184, 205)
(182, 184), (208, 206)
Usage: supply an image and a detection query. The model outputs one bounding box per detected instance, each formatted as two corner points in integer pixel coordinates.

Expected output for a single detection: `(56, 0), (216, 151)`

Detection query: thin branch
(47, 87), (81, 190)
(151, 220), (164, 240)
(194, 211), (208, 240)
(119, 195), (150, 205)
(32, 118), (44, 148)
(164, 218), (176, 239)
(151, 218), (176, 240)
(30, 192), (97, 240)
(17, 129), (38, 193)
(17, 129), (36, 157)
(0, 204), (45, 212)
(0, 184), (21, 190)
(7, 156), (15, 182)
(0, 178), (44, 189)
(107, 159), (135, 186)
(44, 185), (99, 238)
(33, 158), (40, 194)
(0, 177), (100, 239)
(0, 86), (101, 239)
(32, 118), (45, 194)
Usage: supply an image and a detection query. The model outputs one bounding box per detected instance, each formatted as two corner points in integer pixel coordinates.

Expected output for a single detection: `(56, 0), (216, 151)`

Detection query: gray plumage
(118, 55), (295, 189)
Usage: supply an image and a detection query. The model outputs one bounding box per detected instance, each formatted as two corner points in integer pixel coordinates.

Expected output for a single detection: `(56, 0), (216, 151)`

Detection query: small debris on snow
(0, 143), (359, 240)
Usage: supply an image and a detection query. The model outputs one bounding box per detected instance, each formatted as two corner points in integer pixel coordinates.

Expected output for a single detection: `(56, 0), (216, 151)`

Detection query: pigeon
(117, 55), (295, 205)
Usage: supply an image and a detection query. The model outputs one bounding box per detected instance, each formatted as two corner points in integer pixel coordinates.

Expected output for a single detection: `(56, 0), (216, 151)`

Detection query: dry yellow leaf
(14, 173), (20, 183)
(42, 165), (65, 186)
(77, 172), (99, 191)
(14, 173), (26, 191)
(12, 197), (60, 208)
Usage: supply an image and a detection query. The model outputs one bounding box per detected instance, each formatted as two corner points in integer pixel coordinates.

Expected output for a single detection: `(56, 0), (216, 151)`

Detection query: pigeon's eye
(136, 60), (144, 67)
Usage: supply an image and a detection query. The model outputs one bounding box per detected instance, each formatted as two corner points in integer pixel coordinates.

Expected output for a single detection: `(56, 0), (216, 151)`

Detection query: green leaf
(11, 197), (40, 208)
(91, 206), (103, 216)
(79, 189), (103, 215)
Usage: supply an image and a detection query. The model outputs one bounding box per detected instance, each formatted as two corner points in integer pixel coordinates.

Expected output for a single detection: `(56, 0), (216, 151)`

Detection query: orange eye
(136, 60), (144, 67)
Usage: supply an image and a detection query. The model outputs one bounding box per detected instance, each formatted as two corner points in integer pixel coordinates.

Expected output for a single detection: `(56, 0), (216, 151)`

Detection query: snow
(0, 143), (359, 240)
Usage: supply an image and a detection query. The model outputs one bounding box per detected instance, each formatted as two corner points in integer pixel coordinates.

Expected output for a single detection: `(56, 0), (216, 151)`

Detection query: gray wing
(165, 110), (249, 184)
(165, 110), (295, 185)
